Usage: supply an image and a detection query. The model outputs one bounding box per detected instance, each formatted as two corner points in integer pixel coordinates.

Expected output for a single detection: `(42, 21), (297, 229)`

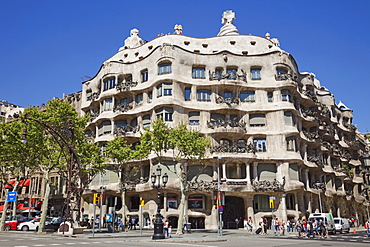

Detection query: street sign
(269, 196), (276, 200)
(218, 205), (224, 212)
(7, 192), (17, 202)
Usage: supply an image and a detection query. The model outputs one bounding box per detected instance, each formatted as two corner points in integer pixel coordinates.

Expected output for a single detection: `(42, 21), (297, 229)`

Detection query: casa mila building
(79, 10), (370, 229)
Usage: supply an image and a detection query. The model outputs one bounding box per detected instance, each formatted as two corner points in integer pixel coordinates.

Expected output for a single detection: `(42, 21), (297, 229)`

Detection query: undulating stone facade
(79, 10), (370, 229)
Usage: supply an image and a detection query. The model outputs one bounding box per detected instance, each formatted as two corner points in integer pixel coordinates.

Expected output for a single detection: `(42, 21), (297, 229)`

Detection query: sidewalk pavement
(1, 227), (367, 243)
(79, 226), (368, 242)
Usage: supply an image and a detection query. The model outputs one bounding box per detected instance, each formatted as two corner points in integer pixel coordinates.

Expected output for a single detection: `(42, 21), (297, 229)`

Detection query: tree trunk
(121, 189), (126, 228)
(0, 189), (9, 231)
(38, 172), (50, 233)
(176, 180), (187, 235)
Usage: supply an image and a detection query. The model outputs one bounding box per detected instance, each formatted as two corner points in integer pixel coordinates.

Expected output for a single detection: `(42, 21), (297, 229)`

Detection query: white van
(334, 218), (350, 233)
(309, 213), (336, 234)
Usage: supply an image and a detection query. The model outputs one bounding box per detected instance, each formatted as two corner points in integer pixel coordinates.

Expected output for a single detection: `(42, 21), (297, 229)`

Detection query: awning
(16, 203), (34, 211)
(4, 179), (30, 189)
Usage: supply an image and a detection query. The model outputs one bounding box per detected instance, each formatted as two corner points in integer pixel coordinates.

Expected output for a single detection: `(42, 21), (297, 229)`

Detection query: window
(224, 91), (232, 98)
(249, 114), (266, 127)
(215, 68), (223, 80)
(135, 93), (143, 105)
(197, 89), (211, 102)
(192, 67), (205, 79)
(157, 83), (172, 97)
(227, 163), (246, 179)
(257, 163), (276, 181)
(276, 68), (288, 80)
(188, 195), (205, 209)
(254, 195), (269, 212)
(167, 194), (178, 209)
(267, 92), (273, 102)
(98, 120), (111, 136)
(254, 138), (267, 152)
(103, 78), (115, 91)
(284, 111), (295, 126)
(226, 67), (237, 80)
(240, 91), (255, 102)
(115, 120), (127, 128)
(148, 91), (152, 103)
(286, 193), (295, 210)
(289, 164), (299, 180)
(143, 114), (151, 128)
(189, 111), (200, 125)
(158, 63), (172, 75)
(156, 107), (173, 121)
(211, 113), (225, 123)
(281, 89), (292, 102)
(251, 68), (261, 80)
(286, 136), (297, 151)
(185, 88), (191, 101)
(102, 98), (113, 111)
(130, 195), (140, 210)
(141, 69), (148, 82)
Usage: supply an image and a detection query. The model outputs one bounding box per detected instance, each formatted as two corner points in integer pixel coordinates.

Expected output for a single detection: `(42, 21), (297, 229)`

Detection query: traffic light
(140, 197), (145, 207)
(214, 199), (219, 209)
(269, 199), (274, 209)
(93, 193), (100, 205)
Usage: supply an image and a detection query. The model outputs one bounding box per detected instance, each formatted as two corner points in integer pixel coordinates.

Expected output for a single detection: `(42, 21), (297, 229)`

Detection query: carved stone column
(280, 193), (287, 222)
(222, 162), (227, 180)
(246, 163), (251, 184)
(304, 169), (310, 189)
(253, 162), (258, 181)
(246, 196), (255, 228)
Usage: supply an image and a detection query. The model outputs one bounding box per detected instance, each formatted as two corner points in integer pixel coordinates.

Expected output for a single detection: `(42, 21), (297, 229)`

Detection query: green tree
(141, 119), (210, 234)
(0, 99), (104, 232)
(105, 137), (150, 222)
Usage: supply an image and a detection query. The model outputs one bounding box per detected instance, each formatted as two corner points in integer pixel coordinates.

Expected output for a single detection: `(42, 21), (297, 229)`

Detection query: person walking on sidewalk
(364, 219), (370, 238)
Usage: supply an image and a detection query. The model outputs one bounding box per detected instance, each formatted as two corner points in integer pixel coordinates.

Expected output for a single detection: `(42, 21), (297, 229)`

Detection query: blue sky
(1, 0), (369, 132)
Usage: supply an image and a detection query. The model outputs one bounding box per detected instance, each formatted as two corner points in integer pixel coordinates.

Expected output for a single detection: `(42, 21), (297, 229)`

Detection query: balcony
(307, 155), (323, 167)
(113, 102), (134, 113)
(116, 79), (138, 92)
(207, 118), (246, 129)
(114, 125), (139, 136)
(209, 70), (247, 82)
(342, 122), (357, 132)
(86, 90), (101, 102)
(211, 142), (255, 154)
(251, 177), (285, 192)
(215, 96), (239, 105)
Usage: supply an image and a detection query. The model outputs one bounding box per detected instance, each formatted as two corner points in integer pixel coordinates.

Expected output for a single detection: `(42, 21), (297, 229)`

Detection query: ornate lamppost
(151, 165), (168, 240)
(313, 182), (325, 213)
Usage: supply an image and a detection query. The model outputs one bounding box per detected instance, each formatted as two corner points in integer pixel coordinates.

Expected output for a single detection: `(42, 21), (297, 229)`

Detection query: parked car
(44, 218), (61, 232)
(334, 218), (350, 233)
(17, 218), (40, 231)
(309, 213), (336, 234)
(4, 216), (21, 231)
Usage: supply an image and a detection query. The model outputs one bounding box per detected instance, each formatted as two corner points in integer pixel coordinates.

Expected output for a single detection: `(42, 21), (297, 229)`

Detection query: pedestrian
(248, 217), (253, 233)
(279, 220), (285, 236)
(168, 225), (172, 238)
(163, 219), (169, 237)
(296, 220), (302, 238)
(263, 217), (268, 234)
(182, 216), (187, 233)
(131, 217), (137, 230)
(364, 219), (370, 238)
(127, 216), (131, 230)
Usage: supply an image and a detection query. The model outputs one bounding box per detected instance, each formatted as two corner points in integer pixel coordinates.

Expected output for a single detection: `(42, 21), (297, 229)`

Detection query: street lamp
(151, 165), (168, 240)
(313, 182), (325, 213)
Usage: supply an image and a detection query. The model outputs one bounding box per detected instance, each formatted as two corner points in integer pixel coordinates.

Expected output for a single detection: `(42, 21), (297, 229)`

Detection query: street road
(0, 231), (369, 247)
